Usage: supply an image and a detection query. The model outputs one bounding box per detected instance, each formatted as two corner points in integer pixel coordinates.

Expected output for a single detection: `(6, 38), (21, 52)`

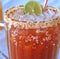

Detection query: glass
(0, 2), (60, 59)
(0, 0), (2, 22)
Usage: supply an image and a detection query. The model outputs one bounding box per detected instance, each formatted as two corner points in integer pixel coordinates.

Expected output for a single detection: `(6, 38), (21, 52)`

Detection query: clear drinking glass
(0, 1), (60, 59)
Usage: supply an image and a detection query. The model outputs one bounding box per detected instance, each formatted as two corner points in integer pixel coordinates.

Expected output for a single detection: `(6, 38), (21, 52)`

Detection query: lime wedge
(24, 1), (42, 15)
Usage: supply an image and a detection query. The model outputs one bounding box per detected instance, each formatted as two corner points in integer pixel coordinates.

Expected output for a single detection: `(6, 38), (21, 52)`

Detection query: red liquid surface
(8, 22), (60, 59)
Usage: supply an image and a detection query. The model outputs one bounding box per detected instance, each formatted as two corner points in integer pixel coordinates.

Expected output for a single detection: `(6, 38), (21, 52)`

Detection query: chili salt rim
(4, 5), (60, 29)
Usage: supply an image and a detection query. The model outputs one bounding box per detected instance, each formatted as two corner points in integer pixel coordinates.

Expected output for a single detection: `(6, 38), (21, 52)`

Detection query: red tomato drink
(5, 6), (60, 59)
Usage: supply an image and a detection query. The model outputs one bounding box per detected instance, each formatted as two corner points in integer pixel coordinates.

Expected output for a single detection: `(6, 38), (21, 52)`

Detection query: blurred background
(0, 0), (60, 59)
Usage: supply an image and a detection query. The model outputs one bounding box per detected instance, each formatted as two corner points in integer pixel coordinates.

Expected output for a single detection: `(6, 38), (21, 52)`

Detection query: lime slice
(24, 1), (42, 15)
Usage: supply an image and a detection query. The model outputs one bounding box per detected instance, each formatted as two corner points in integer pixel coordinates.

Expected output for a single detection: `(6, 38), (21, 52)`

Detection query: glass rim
(4, 5), (60, 28)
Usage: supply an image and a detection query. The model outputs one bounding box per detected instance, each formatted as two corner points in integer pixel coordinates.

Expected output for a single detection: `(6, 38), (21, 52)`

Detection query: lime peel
(24, 1), (42, 15)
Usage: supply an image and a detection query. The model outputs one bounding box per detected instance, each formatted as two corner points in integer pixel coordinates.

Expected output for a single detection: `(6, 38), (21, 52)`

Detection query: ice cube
(43, 11), (50, 21)
(47, 9), (55, 16)
(52, 12), (60, 19)
(36, 14), (45, 22)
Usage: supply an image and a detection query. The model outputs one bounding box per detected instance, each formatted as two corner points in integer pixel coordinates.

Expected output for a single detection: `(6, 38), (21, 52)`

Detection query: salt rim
(4, 5), (60, 29)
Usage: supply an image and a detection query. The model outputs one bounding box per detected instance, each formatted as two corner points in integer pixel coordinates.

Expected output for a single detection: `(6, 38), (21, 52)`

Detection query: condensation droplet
(19, 36), (22, 40)
(14, 40), (17, 42)
(25, 40), (28, 43)
(31, 36), (38, 40)
(43, 38), (46, 42)
(36, 30), (45, 33)
(14, 40), (17, 46)
(36, 39), (39, 44)
(45, 36), (51, 41)
(14, 42), (17, 46)
(41, 42), (43, 45)
(36, 30), (40, 33)
(46, 31), (48, 36)
(45, 37), (48, 41)
(52, 43), (55, 46)
(12, 33), (18, 37)
(31, 36), (36, 40)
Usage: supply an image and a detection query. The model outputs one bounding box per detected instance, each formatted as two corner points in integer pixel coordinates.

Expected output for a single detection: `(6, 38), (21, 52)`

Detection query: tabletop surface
(0, 0), (60, 59)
